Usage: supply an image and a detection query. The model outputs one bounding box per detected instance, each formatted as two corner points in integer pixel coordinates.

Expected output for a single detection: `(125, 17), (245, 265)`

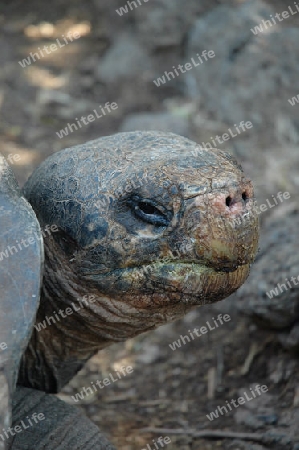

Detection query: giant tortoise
(0, 131), (259, 449)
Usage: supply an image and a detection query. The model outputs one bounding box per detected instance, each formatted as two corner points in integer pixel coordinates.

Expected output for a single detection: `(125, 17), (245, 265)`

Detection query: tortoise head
(24, 132), (258, 341)
(18, 132), (259, 392)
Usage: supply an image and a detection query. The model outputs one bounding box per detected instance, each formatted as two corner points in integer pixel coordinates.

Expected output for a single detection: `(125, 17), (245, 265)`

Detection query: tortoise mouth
(120, 260), (251, 298)
(83, 259), (251, 303)
(124, 258), (250, 275)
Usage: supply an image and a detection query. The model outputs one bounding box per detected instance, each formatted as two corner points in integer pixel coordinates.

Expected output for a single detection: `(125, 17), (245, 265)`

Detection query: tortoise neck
(18, 236), (114, 393)
(18, 233), (181, 393)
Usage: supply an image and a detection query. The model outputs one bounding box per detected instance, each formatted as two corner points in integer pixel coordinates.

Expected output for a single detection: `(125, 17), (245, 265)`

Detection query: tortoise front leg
(9, 386), (116, 450)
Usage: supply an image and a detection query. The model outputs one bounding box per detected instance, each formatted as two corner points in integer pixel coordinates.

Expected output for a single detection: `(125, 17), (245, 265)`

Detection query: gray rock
(135, 0), (212, 49)
(278, 323), (299, 351)
(120, 112), (190, 136)
(187, 0), (299, 145)
(96, 34), (153, 84)
(237, 210), (299, 331)
(234, 408), (277, 430)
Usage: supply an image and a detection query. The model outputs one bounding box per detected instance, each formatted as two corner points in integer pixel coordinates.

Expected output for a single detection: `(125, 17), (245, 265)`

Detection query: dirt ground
(1, 1), (299, 449)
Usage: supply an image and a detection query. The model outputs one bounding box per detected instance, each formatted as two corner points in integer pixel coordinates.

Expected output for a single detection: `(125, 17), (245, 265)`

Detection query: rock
(278, 323), (299, 352)
(234, 409), (271, 429)
(187, 0), (273, 106)
(135, 0), (212, 49)
(119, 112), (189, 136)
(268, 356), (297, 384)
(236, 384), (272, 410)
(95, 34), (153, 84)
(279, 409), (299, 447)
(187, 0), (299, 146)
(36, 89), (95, 121)
(234, 384), (275, 429)
(136, 344), (160, 364)
(237, 210), (299, 331)
(37, 89), (72, 107)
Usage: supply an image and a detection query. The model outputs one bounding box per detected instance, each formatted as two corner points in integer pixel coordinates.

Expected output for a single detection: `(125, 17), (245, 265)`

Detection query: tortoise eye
(138, 201), (160, 216)
(128, 197), (170, 226)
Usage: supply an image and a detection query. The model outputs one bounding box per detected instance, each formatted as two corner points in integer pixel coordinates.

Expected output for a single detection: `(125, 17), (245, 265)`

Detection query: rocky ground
(1, 0), (299, 449)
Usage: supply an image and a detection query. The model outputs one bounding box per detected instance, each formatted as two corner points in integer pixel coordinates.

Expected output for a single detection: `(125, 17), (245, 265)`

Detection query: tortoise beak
(186, 178), (259, 273)
(0, 155), (43, 448)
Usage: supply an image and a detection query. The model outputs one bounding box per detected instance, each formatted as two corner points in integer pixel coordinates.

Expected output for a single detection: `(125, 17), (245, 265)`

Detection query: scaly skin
(18, 131), (259, 392)
(10, 386), (116, 450)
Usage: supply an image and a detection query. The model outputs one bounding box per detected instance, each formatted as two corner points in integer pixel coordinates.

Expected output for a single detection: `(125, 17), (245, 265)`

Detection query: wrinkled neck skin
(18, 235), (188, 393)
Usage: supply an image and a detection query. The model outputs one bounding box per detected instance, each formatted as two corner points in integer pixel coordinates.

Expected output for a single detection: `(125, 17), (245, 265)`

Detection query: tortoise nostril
(242, 191), (248, 202)
(226, 196), (233, 207)
(226, 192), (248, 207)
